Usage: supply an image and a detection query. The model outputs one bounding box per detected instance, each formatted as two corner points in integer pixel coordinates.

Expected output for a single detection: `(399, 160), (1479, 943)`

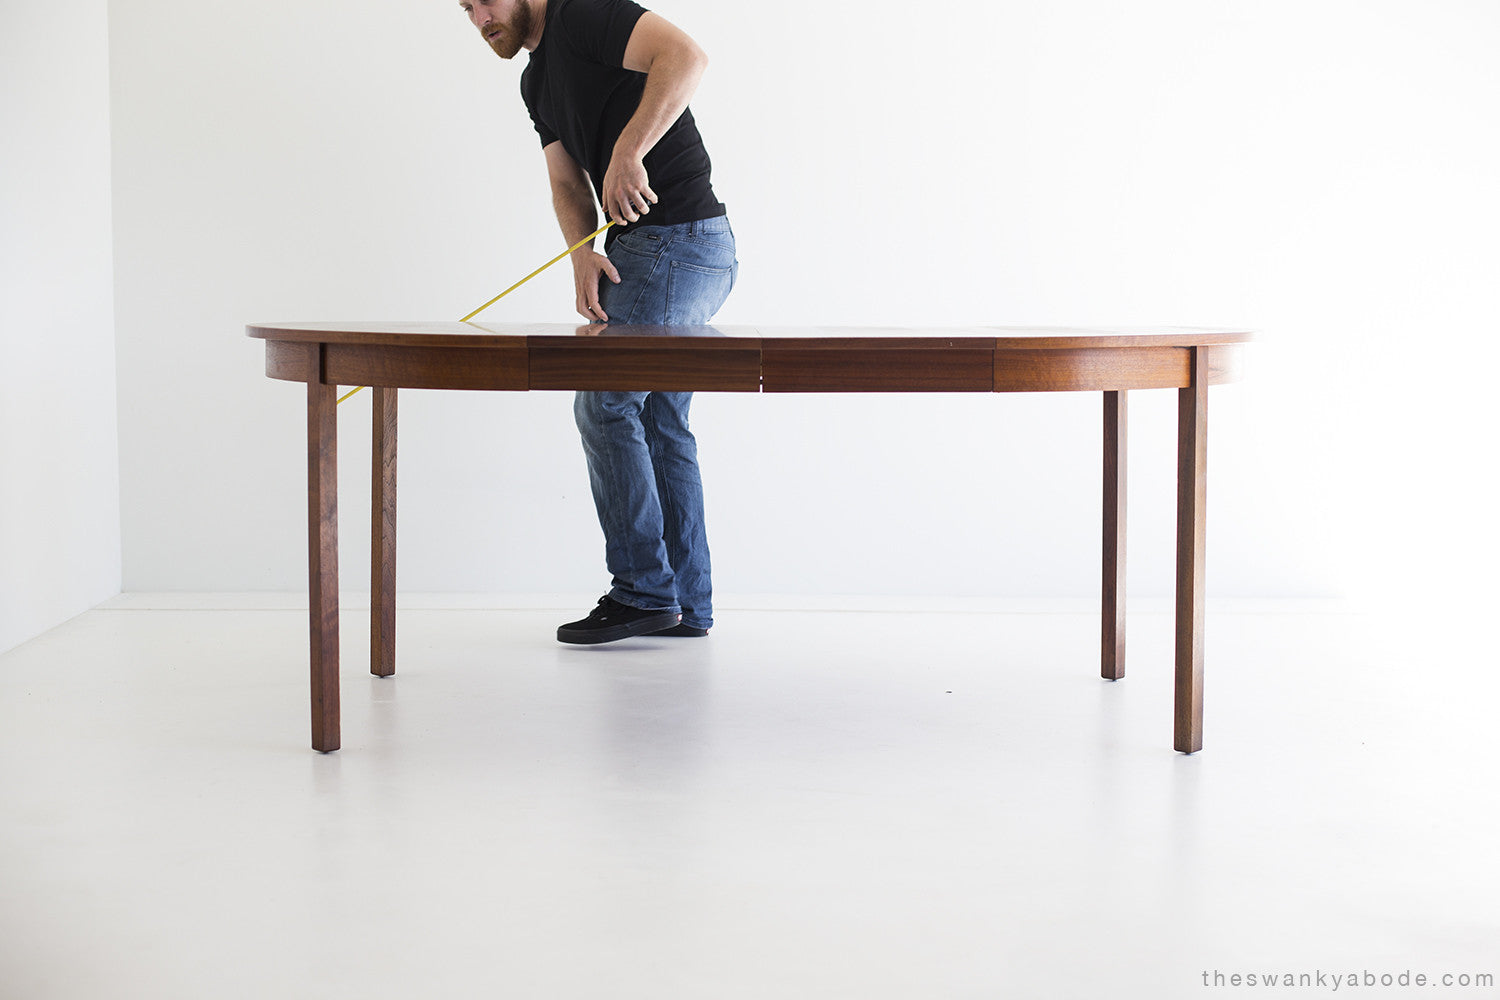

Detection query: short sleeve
(528, 106), (559, 148)
(554, 0), (648, 67)
(519, 65), (559, 147)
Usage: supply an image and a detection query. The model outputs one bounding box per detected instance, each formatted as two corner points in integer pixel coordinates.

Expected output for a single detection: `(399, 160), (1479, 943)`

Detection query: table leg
(371, 388), (397, 678)
(1175, 349), (1207, 753)
(308, 380), (340, 752)
(1102, 390), (1127, 680)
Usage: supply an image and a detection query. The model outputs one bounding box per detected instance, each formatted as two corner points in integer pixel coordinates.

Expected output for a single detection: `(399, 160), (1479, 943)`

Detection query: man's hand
(601, 153), (658, 226)
(572, 248), (621, 321)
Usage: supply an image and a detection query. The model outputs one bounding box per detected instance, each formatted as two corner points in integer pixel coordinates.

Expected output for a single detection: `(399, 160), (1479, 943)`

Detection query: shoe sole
(556, 610), (682, 645)
(649, 624), (709, 637)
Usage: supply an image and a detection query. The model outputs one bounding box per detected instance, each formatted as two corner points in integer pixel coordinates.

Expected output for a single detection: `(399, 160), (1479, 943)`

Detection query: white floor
(1, 601), (1495, 999)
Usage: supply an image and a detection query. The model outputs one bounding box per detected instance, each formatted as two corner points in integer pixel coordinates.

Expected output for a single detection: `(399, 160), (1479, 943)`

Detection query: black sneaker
(649, 623), (710, 637)
(556, 596), (682, 645)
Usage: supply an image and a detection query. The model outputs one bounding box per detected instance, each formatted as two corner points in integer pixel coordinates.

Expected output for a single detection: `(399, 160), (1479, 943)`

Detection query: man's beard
(486, 1), (534, 59)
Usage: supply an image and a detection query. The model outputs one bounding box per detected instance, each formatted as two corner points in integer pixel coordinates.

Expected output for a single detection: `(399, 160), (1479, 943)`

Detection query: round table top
(250, 322), (1252, 393)
(247, 322), (1254, 350)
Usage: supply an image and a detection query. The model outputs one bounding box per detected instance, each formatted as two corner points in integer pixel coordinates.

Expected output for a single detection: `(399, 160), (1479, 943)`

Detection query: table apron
(994, 345), (1240, 392)
(265, 341), (1243, 393)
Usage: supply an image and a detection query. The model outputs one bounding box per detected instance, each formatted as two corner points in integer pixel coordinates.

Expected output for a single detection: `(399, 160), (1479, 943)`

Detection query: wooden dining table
(247, 322), (1252, 755)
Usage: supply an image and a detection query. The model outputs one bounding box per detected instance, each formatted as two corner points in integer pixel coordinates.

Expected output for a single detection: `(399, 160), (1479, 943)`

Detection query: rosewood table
(247, 322), (1251, 755)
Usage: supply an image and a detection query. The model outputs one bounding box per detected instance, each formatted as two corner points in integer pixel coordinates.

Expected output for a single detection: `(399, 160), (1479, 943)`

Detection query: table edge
(247, 324), (1256, 350)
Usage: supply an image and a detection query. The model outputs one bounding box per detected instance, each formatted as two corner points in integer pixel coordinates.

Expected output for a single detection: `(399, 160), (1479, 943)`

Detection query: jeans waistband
(683, 215), (731, 237)
(626, 215), (731, 239)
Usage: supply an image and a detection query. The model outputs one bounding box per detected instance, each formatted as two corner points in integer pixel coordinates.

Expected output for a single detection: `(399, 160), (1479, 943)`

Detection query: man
(459, 0), (737, 644)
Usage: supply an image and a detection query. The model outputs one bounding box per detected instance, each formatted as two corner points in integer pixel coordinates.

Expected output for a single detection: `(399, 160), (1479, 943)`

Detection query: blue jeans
(575, 216), (737, 629)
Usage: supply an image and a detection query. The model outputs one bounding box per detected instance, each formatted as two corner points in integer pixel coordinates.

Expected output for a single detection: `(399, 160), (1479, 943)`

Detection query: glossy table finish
(248, 322), (1252, 754)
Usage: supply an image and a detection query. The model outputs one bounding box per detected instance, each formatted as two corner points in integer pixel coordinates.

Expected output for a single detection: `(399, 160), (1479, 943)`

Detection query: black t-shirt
(519, 0), (725, 244)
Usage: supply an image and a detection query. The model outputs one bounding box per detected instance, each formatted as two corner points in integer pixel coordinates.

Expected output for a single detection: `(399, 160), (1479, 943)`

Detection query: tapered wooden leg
(308, 380), (340, 752)
(1102, 390), (1127, 680)
(371, 387), (397, 678)
(1174, 350), (1207, 753)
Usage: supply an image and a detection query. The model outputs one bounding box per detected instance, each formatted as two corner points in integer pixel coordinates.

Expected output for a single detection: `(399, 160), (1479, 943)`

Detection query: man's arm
(545, 140), (621, 321)
(600, 11), (709, 226)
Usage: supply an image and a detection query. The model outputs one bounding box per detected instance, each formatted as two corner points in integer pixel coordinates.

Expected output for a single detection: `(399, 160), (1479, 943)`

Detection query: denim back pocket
(665, 259), (737, 324)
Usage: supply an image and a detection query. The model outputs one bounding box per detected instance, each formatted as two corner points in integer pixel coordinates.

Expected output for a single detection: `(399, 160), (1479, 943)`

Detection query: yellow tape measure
(336, 219), (616, 406)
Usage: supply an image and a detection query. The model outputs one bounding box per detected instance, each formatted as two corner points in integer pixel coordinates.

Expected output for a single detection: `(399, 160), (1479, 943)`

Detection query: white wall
(108, 0), (1500, 607)
(0, 3), (122, 653)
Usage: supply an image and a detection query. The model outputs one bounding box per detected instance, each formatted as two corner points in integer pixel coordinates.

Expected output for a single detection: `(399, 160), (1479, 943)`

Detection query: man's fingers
(601, 156), (653, 225)
(604, 259), (621, 284)
(575, 269), (606, 320)
(583, 290), (607, 321)
(609, 189), (656, 224)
